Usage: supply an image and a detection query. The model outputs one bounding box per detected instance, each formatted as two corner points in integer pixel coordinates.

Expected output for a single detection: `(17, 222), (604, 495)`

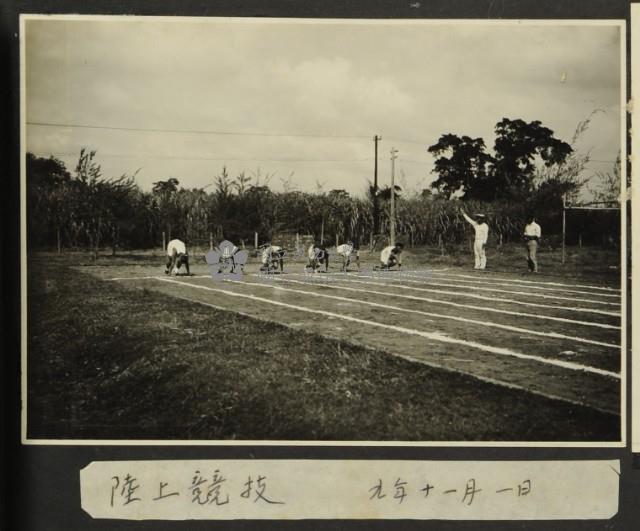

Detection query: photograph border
(631, 3), (639, 455)
(19, 14), (629, 449)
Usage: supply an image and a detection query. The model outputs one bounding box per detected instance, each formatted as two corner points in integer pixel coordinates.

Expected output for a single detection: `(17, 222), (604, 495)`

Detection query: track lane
(282, 273), (620, 324)
(410, 272), (621, 298)
(265, 276), (621, 347)
(428, 270), (621, 292)
(128, 275), (620, 414)
(318, 272), (620, 309)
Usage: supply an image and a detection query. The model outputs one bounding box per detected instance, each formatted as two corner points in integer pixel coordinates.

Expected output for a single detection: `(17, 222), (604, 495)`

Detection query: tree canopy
(427, 117), (573, 201)
(26, 119), (616, 256)
(428, 134), (493, 199)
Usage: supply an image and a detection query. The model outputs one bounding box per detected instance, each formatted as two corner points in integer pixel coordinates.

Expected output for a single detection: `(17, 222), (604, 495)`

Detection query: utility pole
(373, 135), (381, 235)
(390, 147), (399, 246)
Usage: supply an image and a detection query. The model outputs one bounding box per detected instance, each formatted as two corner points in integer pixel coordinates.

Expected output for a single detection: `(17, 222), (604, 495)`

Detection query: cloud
(25, 18), (623, 195)
(268, 56), (414, 131)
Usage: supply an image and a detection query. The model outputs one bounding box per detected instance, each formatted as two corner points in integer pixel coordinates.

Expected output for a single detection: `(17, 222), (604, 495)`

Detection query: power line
(33, 152), (618, 174)
(27, 119), (432, 145)
(27, 122), (619, 169)
(32, 150), (373, 164)
(398, 159), (436, 165)
(26, 121), (622, 164)
(401, 158), (619, 166)
(386, 137), (427, 146)
(33, 150), (618, 168)
(26, 120), (371, 140)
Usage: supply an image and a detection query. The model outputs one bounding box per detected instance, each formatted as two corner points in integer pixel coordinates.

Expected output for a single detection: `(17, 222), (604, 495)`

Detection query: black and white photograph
(22, 15), (626, 444)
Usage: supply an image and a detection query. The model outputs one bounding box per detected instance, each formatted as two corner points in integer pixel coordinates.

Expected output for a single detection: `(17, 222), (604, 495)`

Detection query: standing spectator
(524, 214), (542, 273)
(461, 208), (489, 270)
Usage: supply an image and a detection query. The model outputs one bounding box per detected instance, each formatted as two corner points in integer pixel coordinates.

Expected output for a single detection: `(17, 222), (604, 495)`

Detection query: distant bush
(27, 151), (619, 253)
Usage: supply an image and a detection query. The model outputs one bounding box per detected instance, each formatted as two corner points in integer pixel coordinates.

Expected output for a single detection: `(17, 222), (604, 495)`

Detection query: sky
(24, 17), (623, 197)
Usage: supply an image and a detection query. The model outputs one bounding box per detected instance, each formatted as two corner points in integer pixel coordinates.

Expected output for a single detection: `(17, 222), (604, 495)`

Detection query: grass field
(26, 243), (622, 442)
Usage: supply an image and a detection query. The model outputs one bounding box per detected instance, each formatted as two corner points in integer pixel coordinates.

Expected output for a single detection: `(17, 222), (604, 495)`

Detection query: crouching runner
(165, 238), (190, 276)
(306, 242), (329, 272)
(335, 241), (360, 272)
(376, 242), (403, 270)
(260, 243), (286, 273)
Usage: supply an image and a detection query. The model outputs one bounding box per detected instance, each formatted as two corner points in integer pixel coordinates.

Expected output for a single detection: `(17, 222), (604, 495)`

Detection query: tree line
(27, 117), (620, 255)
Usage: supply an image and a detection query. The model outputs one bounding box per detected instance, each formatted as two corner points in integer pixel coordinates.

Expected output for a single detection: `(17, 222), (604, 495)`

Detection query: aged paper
(21, 16), (626, 447)
(81, 459), (619, 520)
(631, 4), (640, 454)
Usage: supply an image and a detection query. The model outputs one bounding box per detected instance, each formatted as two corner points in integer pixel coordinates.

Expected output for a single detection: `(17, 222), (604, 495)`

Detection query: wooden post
(578, 234), (582, 248)
(162, 231), (166, 251)
(336, 233), (339, 248)
(254, 231), (258, 249)
(369, 232), (373, 251)
(320, 217), (325, 245)
(562, 197), (566, 265)
(373, 134), (380, 234)
(390, 147), (398, 246)
(209, 232), (213, 251)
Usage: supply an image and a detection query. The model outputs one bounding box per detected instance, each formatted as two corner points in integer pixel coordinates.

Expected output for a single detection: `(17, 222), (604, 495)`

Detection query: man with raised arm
(461, 208), (489, 270)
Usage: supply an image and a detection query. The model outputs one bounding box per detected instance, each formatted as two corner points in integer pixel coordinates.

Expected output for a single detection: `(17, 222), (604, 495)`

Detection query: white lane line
(108, 273), (619, 326)
(429, 271), (621, 292)
(138, 288), (618, 416)
(333, 273), (620, 307)
(268, 276), (620, 331)
(234, 278), (618, 349)
(155, 277), (620, 380)
(105, 275), (211, 281)
(105, 275), (163, 281)
(403, 273), (621, 299)
(288, 274), (620, 319)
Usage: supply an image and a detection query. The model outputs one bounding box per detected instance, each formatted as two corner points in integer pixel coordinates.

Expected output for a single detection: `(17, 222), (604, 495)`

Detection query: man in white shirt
(523, 215), (542, 273)
(260, 243), (285, 273)
(335, 241), (360, 271)
(165, 238), (190, 275)
(378, 243), (403, 270)
(461, 208), (489, 270)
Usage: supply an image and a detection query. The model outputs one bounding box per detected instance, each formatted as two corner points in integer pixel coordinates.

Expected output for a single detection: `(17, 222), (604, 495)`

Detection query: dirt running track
(90, 264), (622, 416)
